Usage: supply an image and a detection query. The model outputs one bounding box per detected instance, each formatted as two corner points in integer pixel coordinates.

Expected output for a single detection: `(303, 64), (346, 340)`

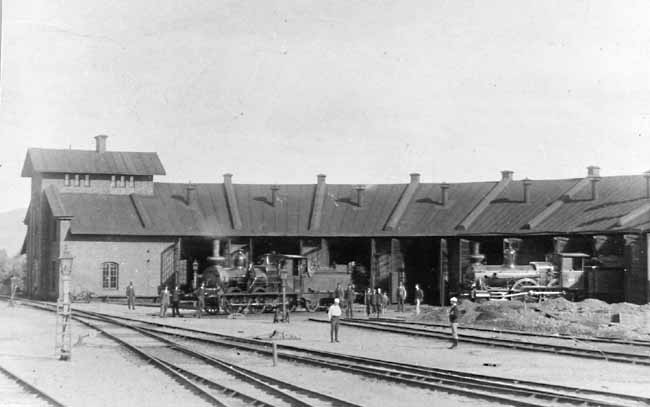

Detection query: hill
(0, 208), (27, 257)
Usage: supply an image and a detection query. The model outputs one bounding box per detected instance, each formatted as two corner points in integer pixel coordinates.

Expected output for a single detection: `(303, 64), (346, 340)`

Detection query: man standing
(159, 286), (170, 318)
(364, 287), (373, 317)
(374, 288), (383, 318)
(415, 284), (424, 315)
(344, 284), (355, 319)
(397, 282), (407, 312)
(328, 298), (342, 342)
(334, 283), (344, 304)
(171, 285), (181, 317)
(448, 297), (460, 349)
(381, 290), (389, 315)
(126, 281), (136, 310)
(195, 283), (205, 319)
(9, 276), (18, 307)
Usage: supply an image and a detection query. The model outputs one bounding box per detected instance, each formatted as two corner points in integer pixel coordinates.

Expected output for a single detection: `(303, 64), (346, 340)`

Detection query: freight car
(463, 239), (589, 300)
(198, 251), (351, 315)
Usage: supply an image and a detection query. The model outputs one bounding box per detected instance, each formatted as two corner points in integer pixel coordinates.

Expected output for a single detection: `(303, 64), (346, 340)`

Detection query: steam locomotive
(463, 239), (589, 300)
(198, 250), (351, 314)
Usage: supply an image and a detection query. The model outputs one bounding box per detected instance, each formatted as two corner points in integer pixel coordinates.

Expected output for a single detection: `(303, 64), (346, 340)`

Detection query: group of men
(328, 282), (460, 349)
(125, 281), (207, 319)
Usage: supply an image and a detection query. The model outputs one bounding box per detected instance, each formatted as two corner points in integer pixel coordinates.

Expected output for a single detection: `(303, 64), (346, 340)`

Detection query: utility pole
(56, 249), (73, 361)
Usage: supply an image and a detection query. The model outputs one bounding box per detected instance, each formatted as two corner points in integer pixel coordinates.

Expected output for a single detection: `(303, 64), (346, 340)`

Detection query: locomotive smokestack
(523, 178), (532, 203)
(94, 135), (108, 153)
(503, 239), (517, 269)
(588, 166), (601, 200)
(213, 239), (221, 259)
(410, 173), (421, 184)
(644, 171), (650, 199)
(355, 185), (366, 207)
(440, 183), (450, 206)
(501, 170), (514, 181)
(472, 241), (480, 256)
(271, 185), (280, 207)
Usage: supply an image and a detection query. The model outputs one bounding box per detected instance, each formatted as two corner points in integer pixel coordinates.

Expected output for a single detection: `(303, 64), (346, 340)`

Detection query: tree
(0, 250), (26, 291)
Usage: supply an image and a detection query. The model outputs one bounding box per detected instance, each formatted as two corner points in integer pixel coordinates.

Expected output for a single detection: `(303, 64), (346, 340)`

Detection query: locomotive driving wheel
(248, 288), (267, 314)
(225, 287), (245, 314)
(511, 278), (537, 292)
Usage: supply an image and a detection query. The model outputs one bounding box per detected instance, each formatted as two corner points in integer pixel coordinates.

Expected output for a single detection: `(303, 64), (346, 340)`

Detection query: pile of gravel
(413, 297), (650, 340)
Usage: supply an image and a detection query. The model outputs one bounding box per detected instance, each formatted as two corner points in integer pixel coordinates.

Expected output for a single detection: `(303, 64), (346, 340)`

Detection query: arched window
(101, 262), (119, 289)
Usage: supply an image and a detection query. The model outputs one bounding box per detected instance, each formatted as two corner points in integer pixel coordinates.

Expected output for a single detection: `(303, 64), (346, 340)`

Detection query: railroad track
(74, 312), (359, 407)
(7, 298), (360, 407)
(72, 309), (648, 407)
(309, 317), (650, 366)
(371, 317), (650, 348)
(7, 298), (649, 406)
(0, 363), (66, 407)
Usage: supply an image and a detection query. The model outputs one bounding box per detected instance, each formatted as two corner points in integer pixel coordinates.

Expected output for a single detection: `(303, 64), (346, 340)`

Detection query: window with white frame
(85, 174), (90, 187)
(101, 262), (119, 289)
(129, 175), (134, 188)
(120, 175), (126, 188)
(64, 174), (71, 186)
(74, 174), (80, 187)
(111, 175), (117, 188)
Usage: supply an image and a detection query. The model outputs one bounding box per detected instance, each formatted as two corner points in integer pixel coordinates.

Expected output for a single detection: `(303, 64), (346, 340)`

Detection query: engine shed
(20, 136), (650, 306)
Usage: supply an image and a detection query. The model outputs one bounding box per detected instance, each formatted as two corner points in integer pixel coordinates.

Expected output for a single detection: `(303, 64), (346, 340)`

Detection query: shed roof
(21, 148), (165, 177)
(38, 174), (650, 238)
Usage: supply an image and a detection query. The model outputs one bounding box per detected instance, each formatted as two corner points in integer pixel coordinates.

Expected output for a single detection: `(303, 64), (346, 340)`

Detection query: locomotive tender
(199, 250), (351, 314)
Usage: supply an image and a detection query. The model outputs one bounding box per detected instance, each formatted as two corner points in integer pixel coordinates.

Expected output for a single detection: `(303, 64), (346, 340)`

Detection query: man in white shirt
(328, 298), (342, 343)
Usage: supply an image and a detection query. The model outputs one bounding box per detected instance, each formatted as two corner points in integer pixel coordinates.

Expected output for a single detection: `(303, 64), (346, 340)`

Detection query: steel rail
(71, 316), (232, 407)
(0, 363), (67, 407)
(69, 307), (648, 407)
(312, 318), (650, 365)
(73, 310), (360, 407)
(8, 299), (646, 407)
(9, 300), (290, 407)
(368, 317), (650, 348)
(144, 324), (645, 407)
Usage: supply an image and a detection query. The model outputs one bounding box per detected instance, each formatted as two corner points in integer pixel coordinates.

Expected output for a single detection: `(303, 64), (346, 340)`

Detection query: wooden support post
(439, 238), (447, 306)
(248, 237), (254, 264)
(272, 342), (278, 366)
(370, 238), (377, 289)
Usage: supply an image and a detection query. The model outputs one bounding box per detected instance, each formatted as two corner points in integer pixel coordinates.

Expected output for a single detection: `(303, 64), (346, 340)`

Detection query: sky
(1, 0), (650, 213)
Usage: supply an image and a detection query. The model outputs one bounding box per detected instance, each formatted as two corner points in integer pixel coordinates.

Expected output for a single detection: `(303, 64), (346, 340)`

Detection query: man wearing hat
(448, 297), (460, 349)
(328, 298), (342, 342)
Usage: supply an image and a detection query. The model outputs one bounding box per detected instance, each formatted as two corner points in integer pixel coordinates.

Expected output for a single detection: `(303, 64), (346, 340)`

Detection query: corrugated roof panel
(467, 179), (576, 234)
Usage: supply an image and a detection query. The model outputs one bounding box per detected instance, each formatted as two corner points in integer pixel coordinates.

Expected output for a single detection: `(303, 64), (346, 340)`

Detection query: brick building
(21, 136), (650, 304)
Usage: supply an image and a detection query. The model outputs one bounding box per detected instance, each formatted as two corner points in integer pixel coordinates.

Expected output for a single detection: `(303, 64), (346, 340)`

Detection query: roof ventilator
(271, 185), (280, 207)
(440, 182), (450, 206)
(523, 178), (532, 203)
(588, 166), (601, 200)
(355, 185), (366, 207)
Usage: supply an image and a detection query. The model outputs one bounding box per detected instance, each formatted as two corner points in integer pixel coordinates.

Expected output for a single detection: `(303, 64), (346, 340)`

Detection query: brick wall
(62, 237), (175, 297)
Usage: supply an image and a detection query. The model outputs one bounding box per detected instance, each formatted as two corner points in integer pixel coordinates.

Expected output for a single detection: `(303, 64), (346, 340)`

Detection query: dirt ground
(2, 300), (650, 406)
(414, 297), (650, 340)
